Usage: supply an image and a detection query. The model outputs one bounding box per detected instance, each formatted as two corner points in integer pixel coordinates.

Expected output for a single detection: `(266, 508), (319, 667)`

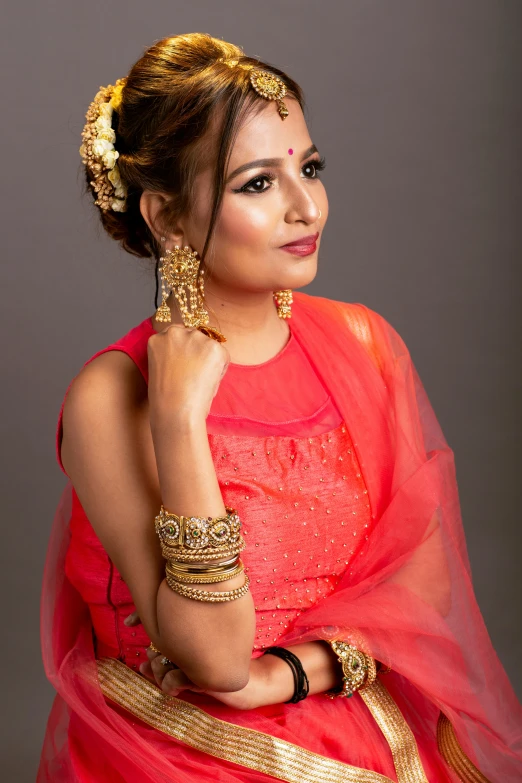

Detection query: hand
(123, 610), (141, 627)
(140, 647), (268, 711)
(147, 324), (229, 426)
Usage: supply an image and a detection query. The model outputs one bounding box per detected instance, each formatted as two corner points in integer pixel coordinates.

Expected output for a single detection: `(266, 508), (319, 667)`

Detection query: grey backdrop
(2, 1), (521, 779)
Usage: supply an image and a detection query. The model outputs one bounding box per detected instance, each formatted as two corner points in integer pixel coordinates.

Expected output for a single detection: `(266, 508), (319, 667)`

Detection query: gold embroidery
(96, 658), (490, 783)
(96, 658), (394, 783)
(358, 678), (429, 783)
(436, 712), (491, 783)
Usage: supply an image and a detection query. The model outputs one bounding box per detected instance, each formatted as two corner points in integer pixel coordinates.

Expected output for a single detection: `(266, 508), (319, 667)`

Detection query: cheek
(218, 197), (276, 250)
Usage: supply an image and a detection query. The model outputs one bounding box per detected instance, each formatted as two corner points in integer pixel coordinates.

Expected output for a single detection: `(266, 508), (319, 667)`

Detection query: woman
(39, 33), (522, 782)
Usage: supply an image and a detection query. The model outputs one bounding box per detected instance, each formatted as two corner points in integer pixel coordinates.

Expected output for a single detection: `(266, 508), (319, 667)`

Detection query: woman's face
(184, 96), (328, 297)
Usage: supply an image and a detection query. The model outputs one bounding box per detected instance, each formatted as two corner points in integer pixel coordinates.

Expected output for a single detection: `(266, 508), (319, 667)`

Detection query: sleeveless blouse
(58, 315), (374, 671)
(45, 307), (487, 783)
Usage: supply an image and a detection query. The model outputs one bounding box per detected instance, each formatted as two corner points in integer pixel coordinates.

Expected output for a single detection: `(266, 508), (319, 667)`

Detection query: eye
(232, 155), (327, 195)
(234, 174), (276, 195)
(302, 156), (327, 179)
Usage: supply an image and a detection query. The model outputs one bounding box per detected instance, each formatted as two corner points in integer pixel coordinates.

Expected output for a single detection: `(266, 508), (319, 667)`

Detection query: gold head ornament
(217, 57), (289, 120)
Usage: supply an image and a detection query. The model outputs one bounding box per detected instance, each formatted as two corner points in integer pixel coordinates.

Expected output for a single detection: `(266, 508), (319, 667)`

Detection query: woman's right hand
(147, 324), (230, 428)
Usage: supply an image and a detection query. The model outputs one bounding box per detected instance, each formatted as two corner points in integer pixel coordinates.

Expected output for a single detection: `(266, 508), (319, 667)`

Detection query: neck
(153, 286), (291, 366)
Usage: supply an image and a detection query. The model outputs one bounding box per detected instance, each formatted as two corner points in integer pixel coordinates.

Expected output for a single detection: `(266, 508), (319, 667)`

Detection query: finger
(139, 660), (156, 682)
(164, 323), (194, 335)
(161, 668), (192, 696)
(150, 654), (177, 687)
(146, 645), (162, 661)
(162, 669), (206, 696)
(124, 610), (141, 626)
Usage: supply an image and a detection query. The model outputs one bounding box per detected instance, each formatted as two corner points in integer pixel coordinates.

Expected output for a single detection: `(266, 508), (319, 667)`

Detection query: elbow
(192, 667), (250, 693)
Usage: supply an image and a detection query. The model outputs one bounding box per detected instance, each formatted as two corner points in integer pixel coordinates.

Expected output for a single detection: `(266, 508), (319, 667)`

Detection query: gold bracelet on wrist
(165, 559), (245, 585)
(166, 545), (245, 562)
(155, 505), (245, 562)
(165, 555), (240, 573)
(165, 572), (251, 602)
(324, 640), (377, 699)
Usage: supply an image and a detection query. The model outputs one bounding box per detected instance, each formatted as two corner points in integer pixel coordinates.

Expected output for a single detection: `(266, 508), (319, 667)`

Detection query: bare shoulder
(60, 349), (153, 481)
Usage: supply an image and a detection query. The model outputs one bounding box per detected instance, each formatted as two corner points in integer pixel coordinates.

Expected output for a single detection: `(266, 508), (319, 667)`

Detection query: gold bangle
(166, 541), (246, 563)
(324, 640), (377, 699)
(166, 559), (245, 584)
(166, 555), (240, 573)
(165, 572), (251, 602)
(155, 505), (243, 559)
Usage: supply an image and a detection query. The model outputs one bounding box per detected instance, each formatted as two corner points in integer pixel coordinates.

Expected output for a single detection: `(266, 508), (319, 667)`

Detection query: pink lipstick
(280, 231), (320, 257)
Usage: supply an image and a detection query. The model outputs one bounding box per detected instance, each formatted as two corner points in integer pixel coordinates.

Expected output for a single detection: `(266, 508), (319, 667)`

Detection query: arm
(250, 641), (342, 706)
(145, 639), (344, 709)
(61, 335), (255, 693)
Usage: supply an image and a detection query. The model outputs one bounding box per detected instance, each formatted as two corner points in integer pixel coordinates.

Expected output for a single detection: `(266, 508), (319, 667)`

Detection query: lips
(281, 231), (319, 248)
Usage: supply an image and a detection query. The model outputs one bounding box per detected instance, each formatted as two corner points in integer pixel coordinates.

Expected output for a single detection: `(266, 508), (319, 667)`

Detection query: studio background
(2, 1), (521, 779)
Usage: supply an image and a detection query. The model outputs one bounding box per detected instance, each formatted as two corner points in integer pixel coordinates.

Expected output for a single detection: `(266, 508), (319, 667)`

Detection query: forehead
(228, 97), (310, 164)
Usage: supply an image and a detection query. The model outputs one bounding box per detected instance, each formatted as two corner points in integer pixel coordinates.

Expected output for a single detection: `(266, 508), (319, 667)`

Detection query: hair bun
(78, 34), (303, 263)
(79, 78), (128, 213)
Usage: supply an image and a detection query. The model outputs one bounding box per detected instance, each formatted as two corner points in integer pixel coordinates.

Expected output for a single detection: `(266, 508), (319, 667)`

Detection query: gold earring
(156, 245), (226, 342)
(273, 289), (293, 319)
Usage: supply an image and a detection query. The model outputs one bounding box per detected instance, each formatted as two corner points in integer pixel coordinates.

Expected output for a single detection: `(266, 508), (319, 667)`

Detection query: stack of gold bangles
(154, 504), (249, 602)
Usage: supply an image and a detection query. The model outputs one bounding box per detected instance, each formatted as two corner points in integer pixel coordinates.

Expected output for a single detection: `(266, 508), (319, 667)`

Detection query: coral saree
(38, 292), (522, 781)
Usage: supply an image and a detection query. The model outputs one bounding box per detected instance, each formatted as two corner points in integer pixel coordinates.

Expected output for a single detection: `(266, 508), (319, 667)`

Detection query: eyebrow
(226, 144), (319, 183)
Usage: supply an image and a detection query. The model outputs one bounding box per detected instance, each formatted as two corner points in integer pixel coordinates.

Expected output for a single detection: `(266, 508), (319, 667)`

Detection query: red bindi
(288, 148), (293, 155)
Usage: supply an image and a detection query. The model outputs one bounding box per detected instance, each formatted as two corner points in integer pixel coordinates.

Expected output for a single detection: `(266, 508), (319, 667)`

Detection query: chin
(276, 258), (318, 290)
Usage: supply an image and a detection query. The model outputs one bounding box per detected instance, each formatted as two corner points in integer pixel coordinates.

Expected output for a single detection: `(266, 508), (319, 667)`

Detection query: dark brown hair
(82, 33), (305, 303)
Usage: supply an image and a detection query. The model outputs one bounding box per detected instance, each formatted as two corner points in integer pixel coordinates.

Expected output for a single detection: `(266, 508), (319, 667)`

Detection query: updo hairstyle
(81, 33), (304, 276)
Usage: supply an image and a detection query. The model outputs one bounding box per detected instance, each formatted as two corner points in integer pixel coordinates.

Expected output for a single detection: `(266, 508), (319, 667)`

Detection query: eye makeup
(232, 156), (327, 195)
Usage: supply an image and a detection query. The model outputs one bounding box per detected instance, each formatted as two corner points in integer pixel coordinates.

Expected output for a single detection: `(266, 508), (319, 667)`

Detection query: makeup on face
(280, 231), (319, 256)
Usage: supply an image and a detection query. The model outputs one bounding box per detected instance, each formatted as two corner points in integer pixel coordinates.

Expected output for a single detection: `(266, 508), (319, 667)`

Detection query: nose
(284, 180), (322, 226)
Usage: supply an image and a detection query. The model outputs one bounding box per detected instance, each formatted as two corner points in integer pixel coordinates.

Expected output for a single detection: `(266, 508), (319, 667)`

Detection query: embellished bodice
(60, 316), (374, 673)
(208, 426), (373, 652)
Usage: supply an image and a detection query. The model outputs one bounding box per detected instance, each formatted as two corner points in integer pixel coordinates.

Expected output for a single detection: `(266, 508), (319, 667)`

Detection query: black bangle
(262, 646), (310, 703)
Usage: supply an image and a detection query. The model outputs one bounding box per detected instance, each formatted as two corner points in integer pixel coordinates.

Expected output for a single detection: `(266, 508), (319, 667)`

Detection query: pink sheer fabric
(39, 292), (522, 781)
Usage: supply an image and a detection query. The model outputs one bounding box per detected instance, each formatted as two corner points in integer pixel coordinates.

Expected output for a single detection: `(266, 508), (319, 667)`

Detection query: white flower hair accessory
(79, 78), (128, 212)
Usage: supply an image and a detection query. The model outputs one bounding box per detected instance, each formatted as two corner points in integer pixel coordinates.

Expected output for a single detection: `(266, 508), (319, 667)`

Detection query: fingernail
(139, 662), (147, 673)
(123, 616), (131, 625)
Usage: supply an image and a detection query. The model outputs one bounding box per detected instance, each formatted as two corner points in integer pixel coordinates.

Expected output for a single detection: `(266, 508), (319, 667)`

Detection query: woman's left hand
(140, 646), (267, 711)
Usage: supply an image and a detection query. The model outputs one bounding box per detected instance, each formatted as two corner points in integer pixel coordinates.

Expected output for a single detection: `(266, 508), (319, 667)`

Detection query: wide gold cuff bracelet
(155, 505), (245, 562)
(324, 640), (377, 699)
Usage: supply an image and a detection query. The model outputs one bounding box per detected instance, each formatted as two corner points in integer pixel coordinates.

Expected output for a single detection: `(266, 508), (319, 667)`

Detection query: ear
(140, 190), (186, 247)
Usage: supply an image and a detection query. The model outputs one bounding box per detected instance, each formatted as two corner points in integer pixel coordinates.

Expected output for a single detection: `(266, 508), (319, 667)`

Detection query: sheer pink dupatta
(38, 292), (522, 781)
(283, 292), (522, 780)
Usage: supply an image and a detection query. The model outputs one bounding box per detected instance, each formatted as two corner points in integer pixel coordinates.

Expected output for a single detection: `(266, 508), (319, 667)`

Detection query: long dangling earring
(156, 243), (226, 342)
(273, 289), (293, 319)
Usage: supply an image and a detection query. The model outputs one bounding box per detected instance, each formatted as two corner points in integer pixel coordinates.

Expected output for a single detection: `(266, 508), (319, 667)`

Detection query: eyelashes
(233, 156), (327, 195)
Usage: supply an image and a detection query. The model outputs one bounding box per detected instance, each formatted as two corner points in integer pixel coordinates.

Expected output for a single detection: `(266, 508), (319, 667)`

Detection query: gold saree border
(358, 678), (429, 783)
(95, 658), (490, 783)
(436, 712), (491, 783)
(96, 658), (395, 783)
